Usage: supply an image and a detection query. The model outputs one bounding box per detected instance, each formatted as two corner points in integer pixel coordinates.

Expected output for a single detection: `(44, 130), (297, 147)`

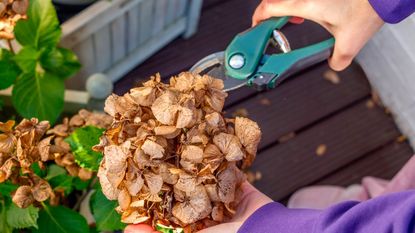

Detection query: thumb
(252, 0), (310, 26)
(124, 224), (158, 233)
(328, 33), (359, 71)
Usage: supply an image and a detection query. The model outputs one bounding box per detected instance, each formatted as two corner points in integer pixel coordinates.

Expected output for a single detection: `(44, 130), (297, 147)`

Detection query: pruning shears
(190, 17), (335, 92)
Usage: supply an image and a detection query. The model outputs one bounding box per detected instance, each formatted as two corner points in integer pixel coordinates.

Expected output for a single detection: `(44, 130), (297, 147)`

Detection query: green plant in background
(0, 0), (81, 124)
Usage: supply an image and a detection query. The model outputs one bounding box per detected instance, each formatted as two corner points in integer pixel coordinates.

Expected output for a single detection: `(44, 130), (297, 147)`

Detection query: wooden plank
(139, 0), (155, 43)
(316, 141), (413, 187)
(107, 18), (187, 82)
(61, 0), (142, 48)
(69, 37), (96, 89)
(250, 101), (402, 201)
(152, 0), (168, 36)
(93, 26), (112, 72)
(225, 62), (371, 148)
(127, 2), (142, 53)
(111, 16), (127, 64)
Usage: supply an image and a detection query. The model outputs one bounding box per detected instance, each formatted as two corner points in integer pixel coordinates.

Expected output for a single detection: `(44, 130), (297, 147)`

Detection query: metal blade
(190, 52), (247, 92)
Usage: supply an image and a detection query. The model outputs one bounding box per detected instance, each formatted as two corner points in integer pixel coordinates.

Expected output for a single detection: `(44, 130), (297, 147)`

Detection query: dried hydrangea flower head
(96, 72), (262, 231)
(0, 110), (112, 208)
(0, 0), (28, 39)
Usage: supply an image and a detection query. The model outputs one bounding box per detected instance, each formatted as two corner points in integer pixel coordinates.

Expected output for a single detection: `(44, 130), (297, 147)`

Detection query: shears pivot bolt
(229, 54), (245, 69)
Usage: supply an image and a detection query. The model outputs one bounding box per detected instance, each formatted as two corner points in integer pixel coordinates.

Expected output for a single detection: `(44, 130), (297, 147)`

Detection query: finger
(124, 224), (158, 233)
(289, 16), (304, 24)
(252, 0), (310, 26)
(329, 33), (359, 71)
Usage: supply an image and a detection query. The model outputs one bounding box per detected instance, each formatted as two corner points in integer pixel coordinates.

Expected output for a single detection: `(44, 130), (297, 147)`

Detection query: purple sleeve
(369, 0), (415, 23)
(238, 190), (415, 233)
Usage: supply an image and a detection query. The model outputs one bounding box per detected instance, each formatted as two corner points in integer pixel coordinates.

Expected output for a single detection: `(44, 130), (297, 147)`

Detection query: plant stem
(7, 40), (15, 54)
(72, 176), (98, 211)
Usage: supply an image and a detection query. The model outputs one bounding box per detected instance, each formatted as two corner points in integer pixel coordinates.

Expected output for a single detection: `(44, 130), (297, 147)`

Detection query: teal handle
(256, 38), (335, 89)
(225, 17), (290, 80)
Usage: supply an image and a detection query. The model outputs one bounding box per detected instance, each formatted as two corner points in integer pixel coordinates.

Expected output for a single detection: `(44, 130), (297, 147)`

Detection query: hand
(124, 182), (273, 233)
(252, 0), (384, 71)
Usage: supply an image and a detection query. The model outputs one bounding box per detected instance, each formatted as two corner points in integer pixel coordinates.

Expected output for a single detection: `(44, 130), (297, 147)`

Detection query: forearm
(238, 190), (415, 233)
(369, 0), (415, 23)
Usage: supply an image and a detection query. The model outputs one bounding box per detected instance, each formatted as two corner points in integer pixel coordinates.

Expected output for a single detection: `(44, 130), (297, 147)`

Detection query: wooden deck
(114, 0), (414, 201)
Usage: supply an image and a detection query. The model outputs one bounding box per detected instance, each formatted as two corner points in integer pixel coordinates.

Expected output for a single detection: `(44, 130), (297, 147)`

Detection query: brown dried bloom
(0, 110), (112, 208)
(0, 0), (28, 39)
(96, 72), (262, 231)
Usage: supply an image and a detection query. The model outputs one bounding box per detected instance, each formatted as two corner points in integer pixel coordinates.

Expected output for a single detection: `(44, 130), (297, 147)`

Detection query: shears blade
(190, 52), (247, 92)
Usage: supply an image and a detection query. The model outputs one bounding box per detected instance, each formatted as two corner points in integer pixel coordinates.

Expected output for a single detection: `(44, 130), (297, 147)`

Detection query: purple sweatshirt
(238, 190), (415, 233)
(369, 0), (415, 23)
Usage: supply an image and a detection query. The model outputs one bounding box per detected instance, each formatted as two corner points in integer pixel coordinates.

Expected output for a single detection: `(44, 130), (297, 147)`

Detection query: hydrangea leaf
(14, 0), (61, 48)
(0, 201), (13, 233)
(41, 48), (81, 80)
(91, 188), (126, 231)
(65, 126), (104, 171)
(6, 204), (39, 229)
(0, 49), (21, 90)
(48, 173), (74, 195)
(13, 46), (40, 73)
(12, 72), (64, 124)
(34, 204), (89, 233)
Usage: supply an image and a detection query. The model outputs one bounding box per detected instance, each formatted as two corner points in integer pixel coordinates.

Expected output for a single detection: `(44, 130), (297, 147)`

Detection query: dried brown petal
(204, 184), (220, 202)
(181, 145), (203, 163)
(175, 172), (197, 193)
(141, 139), (164, 160)
(144, 172), (163, 195)
(172, 185), (212, 225)
(38, 136), (53, 161)
(130, 86), (156, 107)
(213, 133), (245, 162)
(151, 91), (178, 125)
(158, 163), (179, 185)
(154, 126), (181, 139)
(125, 175), (144, 196)
(97, 163), (120, 200)
(31, 178), (52, 202)
(211, 203), (224, 222)
(0, 133), (15, 153)
(235, 117), (261, 155)
(12, 185), (34, 208)
(78, 168), (93, 180)
(0, 120), (15, 133)
(118, 188), (132, 211)
(122, 210), (150, 224)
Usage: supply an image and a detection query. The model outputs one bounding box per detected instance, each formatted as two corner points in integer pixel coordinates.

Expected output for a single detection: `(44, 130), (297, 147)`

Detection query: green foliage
(6, 204), (39, 229)
(12, 72), (65, 123)
(45, 164), (89, 195)
(156, 224), (184, 233)
(65, 126), (105, 171)
(90, 188), (126, 231)
(34, 204), (89, 233)
(0, 0), (81, 124)
(0, 49), (21, 90)
(0, 200), (13, 233)
(0, 182), (18, 197)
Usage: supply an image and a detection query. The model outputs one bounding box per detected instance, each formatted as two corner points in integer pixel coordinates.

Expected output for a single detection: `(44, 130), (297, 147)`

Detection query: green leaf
(12, 72), (64, 124)
(34, 204), (89, 233)
(44, 164), (67, 180)
(0, 49), (21, 90)
(91, 189), (125, 231)
(31, 162), (47, 177)
(0, 182), (18, 197)
(0, 201), (13, 233)
(156, 224), (184, 233)
(6, 204), (39, 229)
(41, 48), (81, 79)
(13, 46), (40, 73)
(14, 0), (61, 49)
(65, 126), (105, 171)
(73, 177), (90, 191)
(48, 174), (74, 195)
